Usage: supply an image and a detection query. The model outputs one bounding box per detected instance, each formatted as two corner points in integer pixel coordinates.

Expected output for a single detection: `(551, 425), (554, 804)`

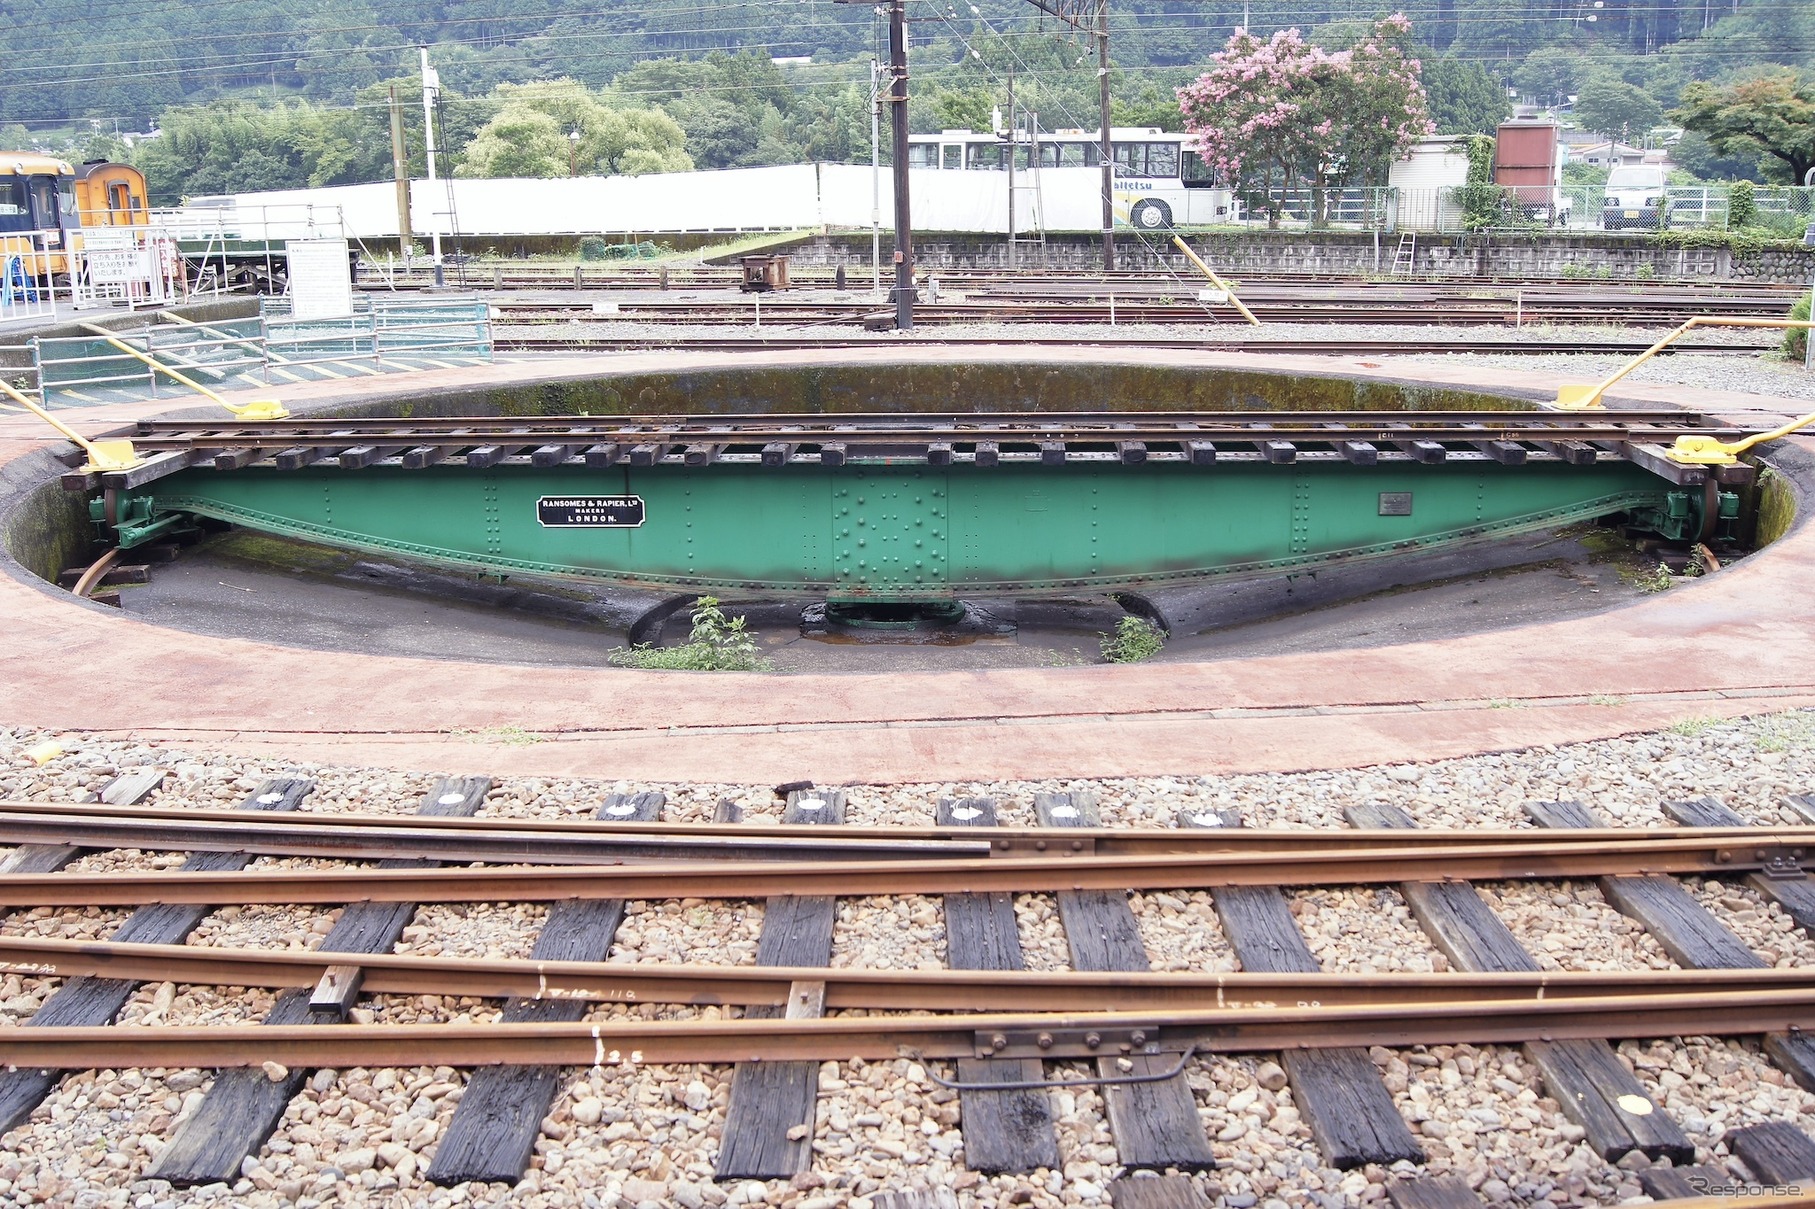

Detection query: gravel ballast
(3, 710), (1815, 1207)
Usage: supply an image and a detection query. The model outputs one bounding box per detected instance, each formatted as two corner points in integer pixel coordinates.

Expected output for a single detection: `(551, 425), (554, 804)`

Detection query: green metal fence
(32, 295), (493, 408)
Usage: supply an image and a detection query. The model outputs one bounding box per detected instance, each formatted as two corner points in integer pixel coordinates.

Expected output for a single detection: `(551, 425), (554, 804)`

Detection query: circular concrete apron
(4, 345), (1813, 782)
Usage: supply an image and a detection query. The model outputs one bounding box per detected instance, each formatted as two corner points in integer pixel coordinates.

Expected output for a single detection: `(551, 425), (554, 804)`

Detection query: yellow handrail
(0, 377), (141, 472)
(1557, 316), (1815, 410)
(1171, 235), (1261, 327)
(77, 322), (287, 420)
(155, 310), (298, 365)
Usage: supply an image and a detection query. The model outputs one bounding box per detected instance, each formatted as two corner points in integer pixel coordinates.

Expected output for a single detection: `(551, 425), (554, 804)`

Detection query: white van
(1602, 164), (1668, 230)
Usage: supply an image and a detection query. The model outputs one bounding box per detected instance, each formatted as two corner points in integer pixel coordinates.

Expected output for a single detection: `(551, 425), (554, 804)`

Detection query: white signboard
(285, 237), (353, 320)
(84, 230), (154, 285)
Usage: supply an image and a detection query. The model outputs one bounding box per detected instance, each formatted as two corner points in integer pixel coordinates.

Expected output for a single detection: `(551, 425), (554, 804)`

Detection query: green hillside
(2, 0), (1808, 195)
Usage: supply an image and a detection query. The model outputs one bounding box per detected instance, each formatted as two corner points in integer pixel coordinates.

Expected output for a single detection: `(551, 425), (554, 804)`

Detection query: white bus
(906, 127), (1237, 230)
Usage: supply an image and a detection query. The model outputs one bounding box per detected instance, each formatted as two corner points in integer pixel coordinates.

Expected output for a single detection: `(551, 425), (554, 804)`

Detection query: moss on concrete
(1755, 466), (1796, 549)
(3, 477), (96, 584)
(209, 530), (361, 574)
(409, 362), (1518, 420)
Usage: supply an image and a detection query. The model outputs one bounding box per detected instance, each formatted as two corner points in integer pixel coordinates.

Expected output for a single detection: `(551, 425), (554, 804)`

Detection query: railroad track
(492, 332), (1778, 356)
(370, 264), (1812, 301)
(7, 774), (1815, 1203)
(95, 410), (1758, 497)
(487, 294), (1799, 329)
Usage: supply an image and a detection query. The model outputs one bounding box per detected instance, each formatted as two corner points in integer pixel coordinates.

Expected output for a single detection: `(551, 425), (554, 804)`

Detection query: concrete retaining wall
(800, 232), (1815, 284)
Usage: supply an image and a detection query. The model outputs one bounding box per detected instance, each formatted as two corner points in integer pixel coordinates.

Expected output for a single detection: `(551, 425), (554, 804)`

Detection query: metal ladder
(1006, 107), (1046, 271)
(1390, 232), (1417, 276)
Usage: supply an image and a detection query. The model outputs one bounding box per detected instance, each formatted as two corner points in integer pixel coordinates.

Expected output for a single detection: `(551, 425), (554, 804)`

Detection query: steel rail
(120, 413), (1748, 455)
(0, 810), (990, 865)
(3, 801), (1809, 864)
(5, 934), (1814, 1013)
(9, 988), (1815, 1069)
(492, 335), (1775, 357)
(2, 836), (1806, 906)
(130, 407), (1730, 434)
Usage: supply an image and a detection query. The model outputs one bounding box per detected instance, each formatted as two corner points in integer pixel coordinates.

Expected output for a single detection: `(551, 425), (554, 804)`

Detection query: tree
(1178, 28), (1329, 218)
(456, 79), (691, 178)
(458, 109), (571, 178)
(1318, 15), (1433, 189)
(1423, 55), (1510, 135)
(663, 95), (759, 170)
(1514, 46), (1580, 107)
(1669, 129), (1764, 182)
(1177, 16), (1432, 225)
(134, 102), (340, 202)
(1572, 77), (1663, 140)
(1671, 70), (1815, 184)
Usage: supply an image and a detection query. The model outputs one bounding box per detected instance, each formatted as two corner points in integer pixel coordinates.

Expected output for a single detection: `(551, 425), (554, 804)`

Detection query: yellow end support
(225, 398), (291, 420)
(1557, 317), (1815, 410)
(78, 322), (289, 420)
(0, 378), (142, 473)
(1171, 236), (1261, 327)
(1666, 406), (1815, 467)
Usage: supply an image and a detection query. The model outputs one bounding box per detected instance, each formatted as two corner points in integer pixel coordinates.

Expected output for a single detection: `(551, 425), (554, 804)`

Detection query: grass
(1752, 712), (1815, 753)
(1099, 615), (1166, 664)
(1587, 693), (1628, 707)
(450, 725), (546, 745)
(684, 230), (817, 259)
(609, 596), (773, 672)
(1618, 562), (1676, 594)
(1666, 715), (1726, 737)
(1483, 698), (1525, 709)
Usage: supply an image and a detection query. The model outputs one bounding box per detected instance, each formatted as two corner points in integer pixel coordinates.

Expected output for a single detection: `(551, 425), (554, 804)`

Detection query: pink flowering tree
(1177, 15), (1434, 228)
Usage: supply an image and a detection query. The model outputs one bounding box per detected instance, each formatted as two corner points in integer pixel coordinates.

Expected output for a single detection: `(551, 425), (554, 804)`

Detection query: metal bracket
(973, 1025), (1161, 1060)
(987, 835), (1097, 857)
(1760, 851), (1806, 881)
(925, 1045), (1198, 1092)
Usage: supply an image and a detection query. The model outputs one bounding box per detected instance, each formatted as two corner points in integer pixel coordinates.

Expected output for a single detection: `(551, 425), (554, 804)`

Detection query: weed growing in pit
(1100, 615), (1166, 664)
(1666, 715), (1726, 738)
(1620, 562), (1676, 593)
(609, 596), (774, 672)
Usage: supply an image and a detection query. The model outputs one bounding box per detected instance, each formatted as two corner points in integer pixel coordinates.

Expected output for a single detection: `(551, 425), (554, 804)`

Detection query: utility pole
(418, 46), (444, 286)
(838, 0), (911, 326)
(1097, 0), (1114, 273)
(1023, 0), (1114, 273)
(388, 85), (412, 261)
(870, 57), (882, 294)
(887, 0), (914, 330)
(1006, 71), (1016, 271)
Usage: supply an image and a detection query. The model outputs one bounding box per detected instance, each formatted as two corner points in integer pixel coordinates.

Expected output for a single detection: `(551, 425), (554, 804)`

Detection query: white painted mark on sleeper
(437, 792), (467, 806)
(256, 793), (284, 805)
(1049, 804), (1079, 820)
(1616, 1094), (1654, 1116)
(1190, 813), (1225, 827)
(950, 806), (982, 821)
(593, 1026), (604, 1066)
(606, 803), (637, 817)
(796, 798), (825, 812)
